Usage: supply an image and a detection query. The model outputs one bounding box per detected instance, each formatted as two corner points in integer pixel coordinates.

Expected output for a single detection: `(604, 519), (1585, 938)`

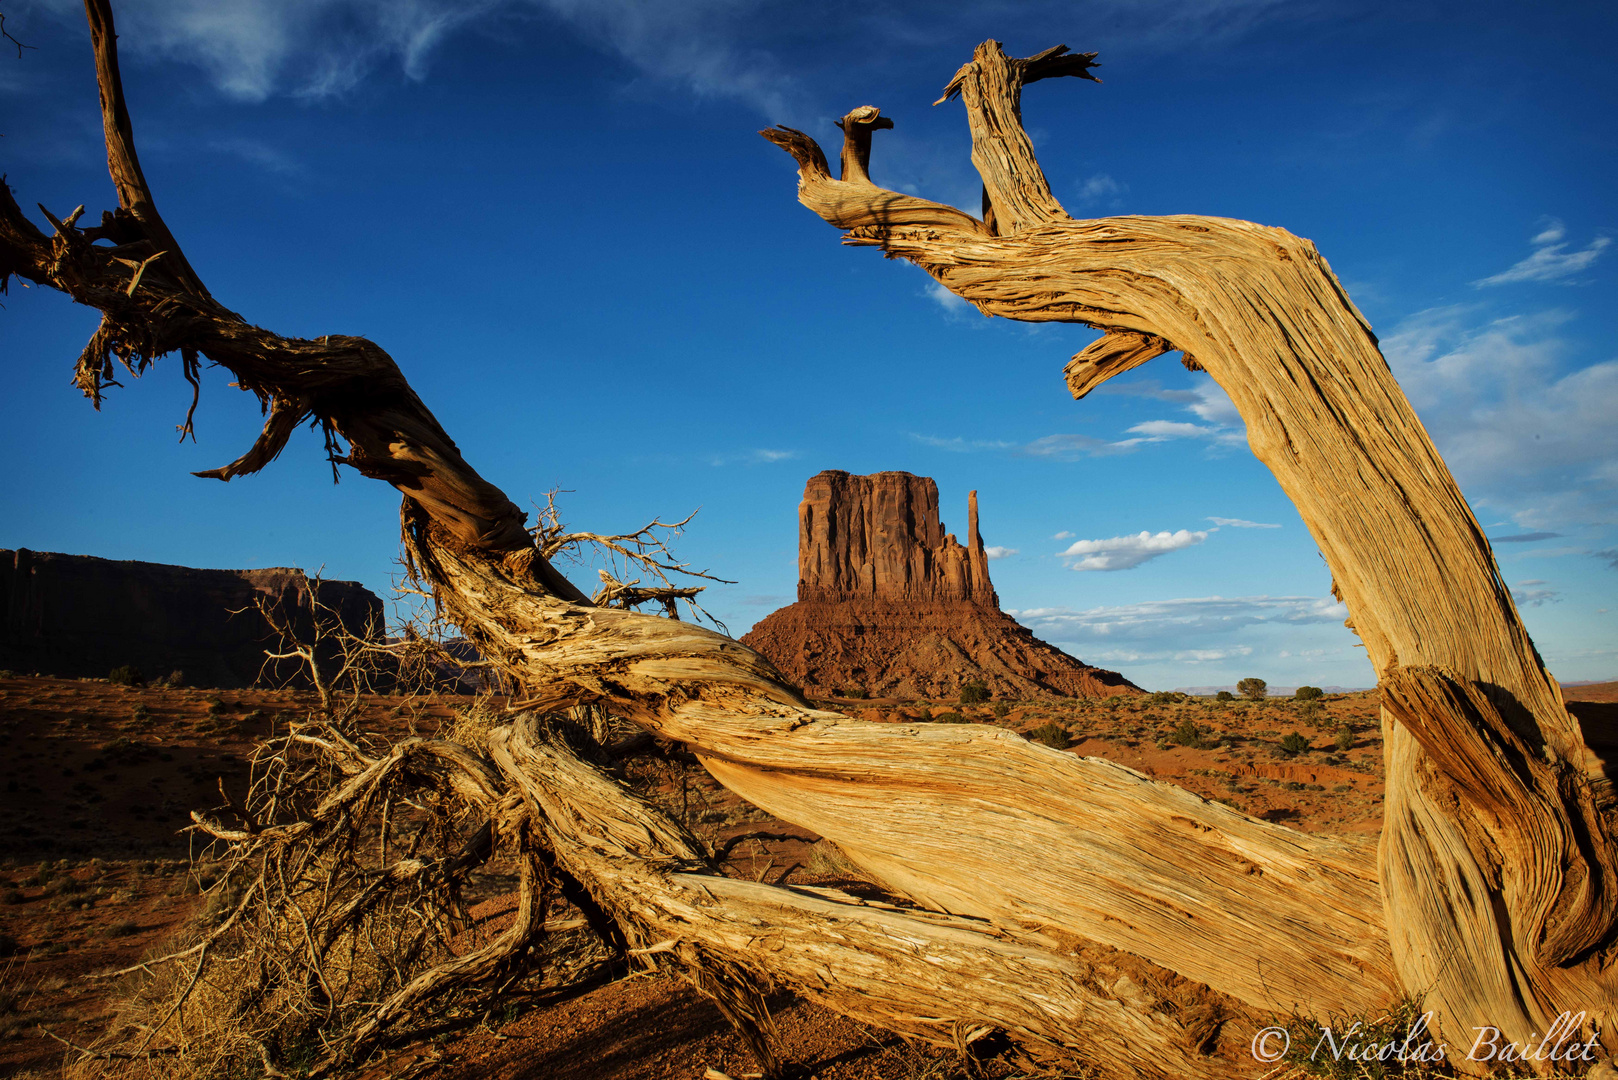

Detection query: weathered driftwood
(4, 5), (1615, 1076)
(762, 40), (1618, 1059)
(492, 713), (1236, 1078)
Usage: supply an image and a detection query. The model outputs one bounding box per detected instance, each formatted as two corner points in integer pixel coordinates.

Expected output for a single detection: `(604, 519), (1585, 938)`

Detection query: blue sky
(2, 0), (1614, 692)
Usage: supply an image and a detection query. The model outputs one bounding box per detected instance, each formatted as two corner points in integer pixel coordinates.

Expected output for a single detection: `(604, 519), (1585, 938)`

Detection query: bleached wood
(491, 714), (1238, 1079)
(762, 38), (1618, 1059)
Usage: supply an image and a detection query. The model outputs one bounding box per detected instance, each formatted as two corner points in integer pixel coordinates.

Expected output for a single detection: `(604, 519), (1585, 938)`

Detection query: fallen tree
(4, 5), (1615, 1077)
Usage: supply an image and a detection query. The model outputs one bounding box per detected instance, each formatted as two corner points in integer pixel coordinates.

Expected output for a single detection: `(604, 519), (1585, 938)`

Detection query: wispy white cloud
(707, 448), (798, 466)
(1208, 517), (1280, 529)
(1051, 530), (1073, 540)
(524, 0), (804, 120)
(1095, 378), (1199, 405)
(923, 280), (974, 319)
(1474, 218), (1611, 287)
(55, 0), (1322, 126)
(525, 0), (1309, 128)
(1093, 373), (1246, 444)
(211, 136), (305, 176)
(916, 389), (1247, 461)
(1123, 418), (1246, 447)
(1384, 304), (1618, 529)
(1128, 419), (1211, 440)
(1508, 545), (1588, 561)
(1010, 594), (1350, 642)
(1510, 579), (1560, 607)
(1075, 172), (1127, 211)
(42, 0), (501, 101)
(1007, 593), (1364, 680)
(1184, 381), (1243, 427)
(1022, 433), (1139, 459)
(1057, 529), (1210, 572)
(909, 433), (1014, 453)
(983, 545), (1017, 560)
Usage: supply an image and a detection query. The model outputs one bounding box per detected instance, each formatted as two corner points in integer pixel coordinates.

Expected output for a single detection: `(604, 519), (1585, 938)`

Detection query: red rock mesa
(0, 549), (381, 688)
(741, 471), (1138, 700)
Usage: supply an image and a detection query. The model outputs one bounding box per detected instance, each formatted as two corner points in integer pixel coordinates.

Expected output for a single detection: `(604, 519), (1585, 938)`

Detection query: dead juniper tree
(5, 4), (1618, 1077)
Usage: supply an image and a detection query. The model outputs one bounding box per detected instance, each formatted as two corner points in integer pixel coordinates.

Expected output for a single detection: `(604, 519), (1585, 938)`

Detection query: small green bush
(1237, 678), (1268, 701)
(958, 679), (990, 705)
(934, 712), (970, 724)
(991, 702), (1010, 719)
(1215, 690), (1235, 702)
(1028, 722), (1073, 750)
(1169, 719), (1209, 749)
(1294, 685), (1324, 701)
(44, 876), (84, 897)
(108, 664), (145, 687)
(1278, 731), (1311, 755)
(1275, 994), (1438, 1080)
(1334, 727), (1355, 752)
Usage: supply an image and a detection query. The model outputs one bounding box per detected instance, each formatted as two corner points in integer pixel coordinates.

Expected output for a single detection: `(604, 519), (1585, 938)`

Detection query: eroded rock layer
(0, 548), (382, 688)
(799, 470), (996, 605)
(743, 471), (1137, 699)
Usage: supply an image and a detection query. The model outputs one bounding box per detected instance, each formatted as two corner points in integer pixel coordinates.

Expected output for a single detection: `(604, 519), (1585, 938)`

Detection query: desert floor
(3, 674), (1614, 1079)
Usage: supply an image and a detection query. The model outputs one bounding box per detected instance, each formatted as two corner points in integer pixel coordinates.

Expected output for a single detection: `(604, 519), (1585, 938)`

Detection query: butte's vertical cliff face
(797, 471), (995, 605)
(742, 471), (1138, 699)
(0, 549), (382, 687)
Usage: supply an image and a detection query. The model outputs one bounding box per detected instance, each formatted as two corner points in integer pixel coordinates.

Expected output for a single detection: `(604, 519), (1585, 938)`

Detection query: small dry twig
(530, 489), (733, 630)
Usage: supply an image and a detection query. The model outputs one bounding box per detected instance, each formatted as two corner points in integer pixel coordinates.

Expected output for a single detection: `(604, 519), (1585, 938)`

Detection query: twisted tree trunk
(3, 8), (1614, 1076)
(762, 42), (1618, 1059)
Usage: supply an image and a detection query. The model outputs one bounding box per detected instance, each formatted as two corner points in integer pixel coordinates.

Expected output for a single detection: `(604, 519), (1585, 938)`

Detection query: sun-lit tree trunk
(3, 7), (1615, 1077)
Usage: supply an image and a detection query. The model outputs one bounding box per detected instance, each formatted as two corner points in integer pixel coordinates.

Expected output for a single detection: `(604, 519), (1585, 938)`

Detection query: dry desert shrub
(69, 714), (615, 1080)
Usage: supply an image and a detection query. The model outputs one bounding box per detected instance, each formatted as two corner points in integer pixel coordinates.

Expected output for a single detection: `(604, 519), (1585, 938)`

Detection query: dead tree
(3, 6), (1615, 1076)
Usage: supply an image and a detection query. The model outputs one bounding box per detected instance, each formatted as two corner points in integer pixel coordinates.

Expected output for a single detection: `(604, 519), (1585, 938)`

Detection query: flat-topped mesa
(798, 470), (996, 605)
(0, 549), (382, 688)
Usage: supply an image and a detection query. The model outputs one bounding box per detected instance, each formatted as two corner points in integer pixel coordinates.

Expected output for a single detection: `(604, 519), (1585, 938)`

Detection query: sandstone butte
(0, 548), (381, 688)
(740, 471), (1140, 700)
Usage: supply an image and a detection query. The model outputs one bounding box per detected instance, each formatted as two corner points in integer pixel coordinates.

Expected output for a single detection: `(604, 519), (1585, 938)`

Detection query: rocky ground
(2, 673), (1614, 1079)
